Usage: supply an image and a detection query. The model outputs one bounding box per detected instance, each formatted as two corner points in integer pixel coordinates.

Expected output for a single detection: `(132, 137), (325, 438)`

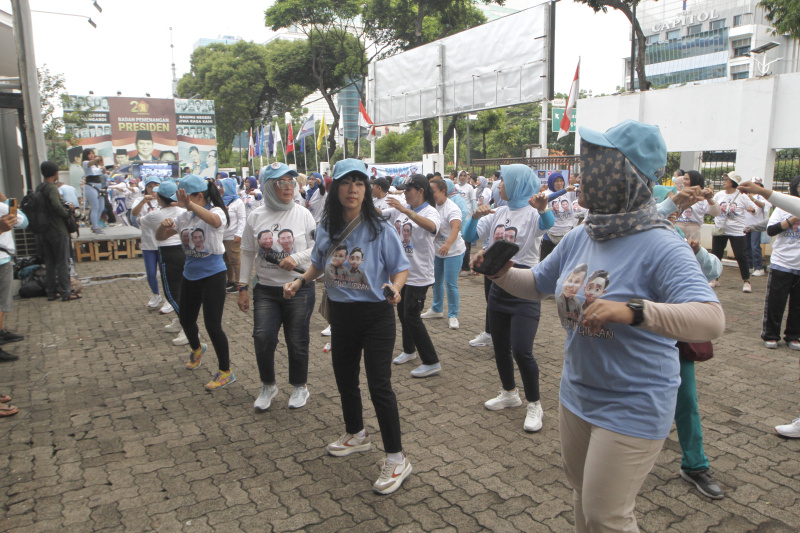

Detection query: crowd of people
(7, 117), (800, 531)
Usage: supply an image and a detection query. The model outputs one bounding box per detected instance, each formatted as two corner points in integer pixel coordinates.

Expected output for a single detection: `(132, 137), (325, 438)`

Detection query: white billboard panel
(369, 3), (551, 125)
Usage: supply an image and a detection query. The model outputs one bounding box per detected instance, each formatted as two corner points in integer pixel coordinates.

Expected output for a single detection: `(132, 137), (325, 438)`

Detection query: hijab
(261, 174), (295, 212)
(220, 177), (239, 206)
(444, 178), (469, 218)
(546, 172), (565, 193)
(500, 164), (540, 210)
(580, 141), (672, 241)
(245, 177), (262, 200)
(476, 176), (488, 199)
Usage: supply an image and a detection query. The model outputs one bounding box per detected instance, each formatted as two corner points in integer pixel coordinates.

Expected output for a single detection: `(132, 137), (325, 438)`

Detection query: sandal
(0, 404), (18, 417)
(0, 394), (10, 403)
(62, 292), (82, 301)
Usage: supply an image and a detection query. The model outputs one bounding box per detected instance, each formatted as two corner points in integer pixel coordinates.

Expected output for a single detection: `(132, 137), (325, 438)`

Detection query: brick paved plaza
(1, 257), (799, 532)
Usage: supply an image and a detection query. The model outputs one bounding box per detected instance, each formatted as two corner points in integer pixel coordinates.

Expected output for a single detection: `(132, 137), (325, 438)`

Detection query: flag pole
(302, 136), (307, 172)
(312, 121), (319, 172)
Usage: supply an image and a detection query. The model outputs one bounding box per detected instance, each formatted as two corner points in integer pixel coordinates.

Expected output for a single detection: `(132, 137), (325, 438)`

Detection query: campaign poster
(367, 162), (422, 179)
(63, 96), (217, 188)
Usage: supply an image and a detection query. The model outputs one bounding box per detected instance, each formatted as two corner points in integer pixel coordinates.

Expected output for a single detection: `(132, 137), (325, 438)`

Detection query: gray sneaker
(254, 384), (278, 411)
(680, 469), (725, 499)
(327, 432), (371, 456)
(373, 453), (412, 495)
(410, 363), (441, 378)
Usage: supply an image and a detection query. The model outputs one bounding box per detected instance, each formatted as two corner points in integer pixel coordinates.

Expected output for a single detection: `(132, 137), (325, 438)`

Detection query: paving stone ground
(1, 256), (799, 532)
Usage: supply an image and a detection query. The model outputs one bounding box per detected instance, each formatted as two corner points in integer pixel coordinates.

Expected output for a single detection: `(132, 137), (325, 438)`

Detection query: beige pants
(223, 239), (241, 283)
(560, 404), (664, 533)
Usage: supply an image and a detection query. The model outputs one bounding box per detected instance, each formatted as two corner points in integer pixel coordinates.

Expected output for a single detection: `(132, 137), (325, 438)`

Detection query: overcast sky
(3, 0), (632, 100)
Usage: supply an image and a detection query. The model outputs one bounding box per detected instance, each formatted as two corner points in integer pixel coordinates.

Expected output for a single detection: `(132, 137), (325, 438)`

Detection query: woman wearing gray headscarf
(237, 162), (317, 412)
(476, 120), (725, 532)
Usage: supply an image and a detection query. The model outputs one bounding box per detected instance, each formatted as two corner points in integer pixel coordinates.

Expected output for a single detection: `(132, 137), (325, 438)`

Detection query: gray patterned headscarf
(581, 141), (672, 241)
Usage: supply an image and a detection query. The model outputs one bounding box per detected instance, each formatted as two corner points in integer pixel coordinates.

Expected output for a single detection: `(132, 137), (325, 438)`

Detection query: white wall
(578, 73), (800, 186)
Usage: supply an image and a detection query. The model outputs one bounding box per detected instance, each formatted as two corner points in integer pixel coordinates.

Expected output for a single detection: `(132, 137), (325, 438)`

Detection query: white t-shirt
(223, 198), (246, 241)
(713, 191), (755, 237)
(744, 194), (771, 227)
(484, 205), (547, 268)
(141, 205), (186, 248)
(455, 182), (475, 214)
(373, 196), (389, 212)
(549, 191), (578, 236)
(383, 203), (441, 286)
(137, 200), (161, 250)
(241, 191), (264, 216)
(241, 204), (316, 286)
(308, 189), (327, 223)
(434, 199), (466, 258)
(175, 206), (227, 258)
(676, 200), (712, 226)
(768, 208), (800, 270)
(477, 188), (492, 207)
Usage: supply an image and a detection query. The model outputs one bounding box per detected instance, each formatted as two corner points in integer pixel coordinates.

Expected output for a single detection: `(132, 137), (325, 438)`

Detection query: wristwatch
(627, 299), (645, 327)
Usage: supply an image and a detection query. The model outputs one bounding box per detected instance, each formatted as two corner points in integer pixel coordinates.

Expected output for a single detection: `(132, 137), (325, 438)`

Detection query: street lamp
(746, 41), (781, 77)
(31, 10), (98, 28)
(93, 1), (102, 13)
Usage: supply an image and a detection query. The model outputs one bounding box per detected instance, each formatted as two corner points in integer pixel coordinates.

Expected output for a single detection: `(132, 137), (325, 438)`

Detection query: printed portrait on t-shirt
(257, 229), (276, 256)
(180, 229), (190, 249)
(181, 227), (210, 258)
(394, 219), (402, 236)
(582, 270), (610, 311)
(719, 202), (728, 216)
(560, 199), (571, 217)
(551, 200), (561, 214)
(557, 262), (588, 324)
(728, 203), (737, 216)
(677, 208), (693, 223)
(344, 247), (369, 287)
(277, 229), (295, 255)
(327, 245), (349, 279)
(402, 222), (414, 253)
(493, 225), (506, 242)
(192, 229), (206, 252)
(503, 227), (518, 244)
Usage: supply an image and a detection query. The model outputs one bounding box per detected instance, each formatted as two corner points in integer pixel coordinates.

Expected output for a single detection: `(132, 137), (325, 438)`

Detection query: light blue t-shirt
(312, 219), (411, 303)
(533, 226), (719, 440)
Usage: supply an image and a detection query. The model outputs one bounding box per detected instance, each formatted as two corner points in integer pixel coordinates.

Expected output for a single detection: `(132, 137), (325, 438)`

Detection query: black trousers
(397, 284), (439, 365)
(761, 269), (800, 343)
(711, 235), (750, 281)
(41, 229), (72, 299)
(540, 238), (557, 262)
(159, 245), (185, 312)
(330, 300), (402, 453)
(483, 275), (492, 333)
(179, 271), (230, 372)
(462, 241), (472, 270)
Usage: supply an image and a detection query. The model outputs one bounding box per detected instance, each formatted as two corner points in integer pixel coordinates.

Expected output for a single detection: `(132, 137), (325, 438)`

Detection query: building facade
(624, 0), (800, 88)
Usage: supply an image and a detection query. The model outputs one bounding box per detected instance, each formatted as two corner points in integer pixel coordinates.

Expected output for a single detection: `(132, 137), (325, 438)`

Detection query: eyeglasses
(274, 179), (295, 190)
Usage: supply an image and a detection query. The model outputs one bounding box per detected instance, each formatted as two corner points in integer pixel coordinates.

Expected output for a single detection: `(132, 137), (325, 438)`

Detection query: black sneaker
(225, 285), (238, 293)
(0, 349), (19, 362)
(0, 330), (24, 344)
(680, 469), (725, 499)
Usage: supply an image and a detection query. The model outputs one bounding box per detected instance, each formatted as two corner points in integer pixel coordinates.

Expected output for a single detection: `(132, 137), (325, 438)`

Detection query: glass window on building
(710, 19), (724, 31)
(688, 24), (703, 36)
(731, 64), (749, 80)
(732, 38), (751, 57)
(646, 34), (660, 45)
(733, 14), (752, 27)
(667, 29), (681, 40)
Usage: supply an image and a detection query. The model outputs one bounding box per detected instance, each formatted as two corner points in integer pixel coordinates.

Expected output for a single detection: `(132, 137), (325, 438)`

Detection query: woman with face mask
(479, 120), (725, 532)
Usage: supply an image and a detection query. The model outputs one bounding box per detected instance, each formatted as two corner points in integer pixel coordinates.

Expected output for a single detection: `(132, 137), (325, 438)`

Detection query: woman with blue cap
(483, 120), (725, 532)
(139, 180), (187, 345)
(132, 176), (166, 311)
(237, 162), (317, 412)
(463, 165), (553, 434)
(218, 173), (246, 293)
(283, 158), (412, 495)
(156, 174), (234, 391)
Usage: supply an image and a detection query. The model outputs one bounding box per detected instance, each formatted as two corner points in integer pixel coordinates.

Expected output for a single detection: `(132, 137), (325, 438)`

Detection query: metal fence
(470, 155), (580, 176)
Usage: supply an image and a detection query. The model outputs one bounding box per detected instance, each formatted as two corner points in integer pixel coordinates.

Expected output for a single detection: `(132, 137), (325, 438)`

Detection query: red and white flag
(358, 101), (376, 141)
(286, 122), (295, 154)
(558, 59), (580, 140)
(248, 128), (255, 160)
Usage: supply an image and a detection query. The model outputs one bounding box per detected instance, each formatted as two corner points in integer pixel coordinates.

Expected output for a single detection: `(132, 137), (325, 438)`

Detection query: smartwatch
(627, 299), (645, 327)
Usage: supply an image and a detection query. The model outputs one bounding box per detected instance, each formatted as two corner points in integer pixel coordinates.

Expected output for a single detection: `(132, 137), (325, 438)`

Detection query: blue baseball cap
(579, 120), (667, 181)
(178, 174), (208, 195)
(144, 176), (162, 187)
(259, 162), (298, 182)
(154, 181), (177, 202)
(332, 158), (369, 180)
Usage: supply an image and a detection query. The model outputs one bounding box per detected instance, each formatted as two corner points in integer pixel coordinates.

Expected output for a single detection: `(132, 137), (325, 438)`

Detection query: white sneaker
(752, 269), (765, 277)
(743, 281), (752, 293)
(148, 294), (162, 308)
(764, 340), (778, 349)
(524, 401), (544, 432)
(288, 386), (310, 409)
(775, 418), (800, 438)
(410, 363), (441, 378)
(449, 317), (459, 329)
(708, 279), (719, 288)
(327, 432), (371, 456)
(172, 330), (189, 346)
(469, 332), (493, 347)
(485, 389), (522, 411)
(159, 302), (174, 314)
(420, 309), (444, 319)
(373, 453), (412, 495)
(254, 384), (278, 411)
(164, 318), (182, 333)
(321, 325), (331, 336)
(393, 351), (417, 365)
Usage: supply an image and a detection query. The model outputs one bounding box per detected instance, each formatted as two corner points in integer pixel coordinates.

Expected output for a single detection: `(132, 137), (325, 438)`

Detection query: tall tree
(265, 0), (377, 154)
(37, 66), (67, 161)
(177, 41), (311, 161)
(575, 0), (650, 91)
(758, 0), (800, 39)
(361, 0), (496, 153)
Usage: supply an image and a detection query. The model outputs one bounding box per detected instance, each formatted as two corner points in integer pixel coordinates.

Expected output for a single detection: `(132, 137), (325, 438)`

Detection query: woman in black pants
(710, 172), (756, 293)
(156, 175), (233, 390)
(283, 158), (411, 495)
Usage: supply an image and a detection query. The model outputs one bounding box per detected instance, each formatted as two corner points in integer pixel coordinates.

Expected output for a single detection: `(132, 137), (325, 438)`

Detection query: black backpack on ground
(20, 183), (52, 234)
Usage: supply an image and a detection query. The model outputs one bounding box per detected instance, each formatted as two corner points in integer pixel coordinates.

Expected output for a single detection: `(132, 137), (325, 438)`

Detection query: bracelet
(296, 277), (306, 287)
(409, 211), (417, 220)
(237, 283), (248, 292)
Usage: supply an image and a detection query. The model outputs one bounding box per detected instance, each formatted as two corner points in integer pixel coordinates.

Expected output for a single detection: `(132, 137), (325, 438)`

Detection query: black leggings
(179, 270), (230, 371)
(159, 245), (185, 312)
(711, 235), (750, 281)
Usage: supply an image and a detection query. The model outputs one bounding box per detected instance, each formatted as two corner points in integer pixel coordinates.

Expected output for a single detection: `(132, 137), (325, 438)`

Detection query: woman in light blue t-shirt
(484, 121), (725, 532)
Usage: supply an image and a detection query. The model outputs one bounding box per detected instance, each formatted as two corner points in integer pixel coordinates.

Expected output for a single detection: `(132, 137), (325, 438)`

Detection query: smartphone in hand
(8, 198), (17, 218)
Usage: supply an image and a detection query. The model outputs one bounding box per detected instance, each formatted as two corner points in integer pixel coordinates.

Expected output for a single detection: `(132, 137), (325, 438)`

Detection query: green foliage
(758, 0), (800, 39)
(37, 66), (66, 144)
